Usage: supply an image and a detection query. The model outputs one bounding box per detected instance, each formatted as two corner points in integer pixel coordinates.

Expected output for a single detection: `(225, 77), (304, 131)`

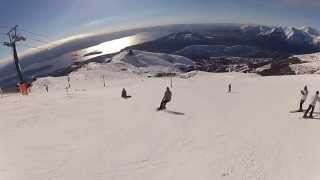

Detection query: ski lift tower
(3, 25), (28, 95)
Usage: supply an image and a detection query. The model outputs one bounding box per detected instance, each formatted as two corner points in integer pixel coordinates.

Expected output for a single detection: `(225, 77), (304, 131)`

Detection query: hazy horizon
(1, 0), (320, 59)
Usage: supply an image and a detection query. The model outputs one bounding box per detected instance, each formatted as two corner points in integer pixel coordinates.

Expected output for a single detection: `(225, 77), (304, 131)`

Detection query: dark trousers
(299, 100), (305, 111)
(304, 105), (315, 117)
(159, 99), (170, 110)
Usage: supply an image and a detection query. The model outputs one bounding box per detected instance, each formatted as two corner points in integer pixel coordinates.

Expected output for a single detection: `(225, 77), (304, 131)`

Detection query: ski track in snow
(1, 72), (320, 180)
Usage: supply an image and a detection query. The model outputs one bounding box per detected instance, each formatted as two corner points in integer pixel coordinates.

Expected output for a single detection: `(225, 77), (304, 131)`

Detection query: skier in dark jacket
(121, 88), (131, 99)
(303, 91), (319, 118)
(158, 87), (172, 110)
(299, 86), (308, 111)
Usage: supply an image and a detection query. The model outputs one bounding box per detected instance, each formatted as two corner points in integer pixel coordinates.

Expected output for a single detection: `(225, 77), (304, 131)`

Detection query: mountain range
(129, 25), (320, 59)
(0, 23), (319, 88)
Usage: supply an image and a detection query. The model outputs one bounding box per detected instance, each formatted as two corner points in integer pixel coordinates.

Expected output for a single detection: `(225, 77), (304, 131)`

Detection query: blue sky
(0, 0), (320, 58)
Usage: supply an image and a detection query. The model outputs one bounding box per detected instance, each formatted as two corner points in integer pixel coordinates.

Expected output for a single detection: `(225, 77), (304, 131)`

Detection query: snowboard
(157, 107), (165, 111)
(164, 110), (185, 115)
(290, 110), (305, 113)
(300, 116), (320, 120)
(156, 108), (185, 115)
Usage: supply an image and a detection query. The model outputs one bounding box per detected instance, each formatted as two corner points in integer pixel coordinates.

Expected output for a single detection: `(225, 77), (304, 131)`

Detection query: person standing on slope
(303, 91), (319, 118)
(0, 87), (3, 98)
(228, 83), (232, 93)
(158, 87), (172, 110)
(299, 86), (308, 112)
(45, 84), (49, 93)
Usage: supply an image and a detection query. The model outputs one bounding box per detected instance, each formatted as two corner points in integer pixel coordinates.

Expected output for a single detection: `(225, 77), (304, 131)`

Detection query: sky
(0, 0), (320, 59)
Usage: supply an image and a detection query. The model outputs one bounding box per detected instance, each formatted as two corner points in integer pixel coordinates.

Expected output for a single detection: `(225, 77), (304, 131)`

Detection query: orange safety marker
(19, 83), (29, 95)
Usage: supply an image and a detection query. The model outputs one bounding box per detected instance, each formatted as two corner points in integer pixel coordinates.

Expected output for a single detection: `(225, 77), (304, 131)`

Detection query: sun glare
(98, 36), (134, 54)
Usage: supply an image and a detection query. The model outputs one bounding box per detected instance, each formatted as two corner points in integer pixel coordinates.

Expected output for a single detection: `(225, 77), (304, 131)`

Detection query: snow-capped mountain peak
(242, 25), (320, 45)
(300, 26), (320, 37)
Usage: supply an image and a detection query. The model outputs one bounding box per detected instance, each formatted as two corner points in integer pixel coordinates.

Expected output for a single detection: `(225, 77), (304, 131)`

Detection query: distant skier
(45, 84), (49, 93)
(121, 88), (131, 99)
(228, 83), (232, 93)
(102, 75), (106, 87)
(0, 87), (3, 98)
(298, 86), (308, 112)
(67, 76), (71, 88)
(303, 91), (319, 118)
(128, 49), (134, 56)
(158, 87), (172, 110)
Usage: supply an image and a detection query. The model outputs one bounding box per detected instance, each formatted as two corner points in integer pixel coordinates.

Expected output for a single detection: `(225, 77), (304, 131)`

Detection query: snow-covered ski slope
(1, 72), (320, 180)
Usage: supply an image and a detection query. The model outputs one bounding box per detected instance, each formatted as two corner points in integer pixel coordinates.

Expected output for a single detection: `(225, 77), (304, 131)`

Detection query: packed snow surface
(1, 71), (320, 180)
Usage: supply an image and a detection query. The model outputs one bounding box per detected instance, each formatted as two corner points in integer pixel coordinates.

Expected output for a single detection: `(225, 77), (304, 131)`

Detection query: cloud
(84, 18), (113, 27)
(83, 16), (130, 28)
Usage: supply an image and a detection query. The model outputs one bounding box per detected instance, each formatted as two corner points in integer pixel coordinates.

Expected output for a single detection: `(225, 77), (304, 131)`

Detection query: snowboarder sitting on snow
(158, 87), (172, 110)
(303, 91), (319, 118)
(121, 88), (131, 99)
(299, 86), (308, 112)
